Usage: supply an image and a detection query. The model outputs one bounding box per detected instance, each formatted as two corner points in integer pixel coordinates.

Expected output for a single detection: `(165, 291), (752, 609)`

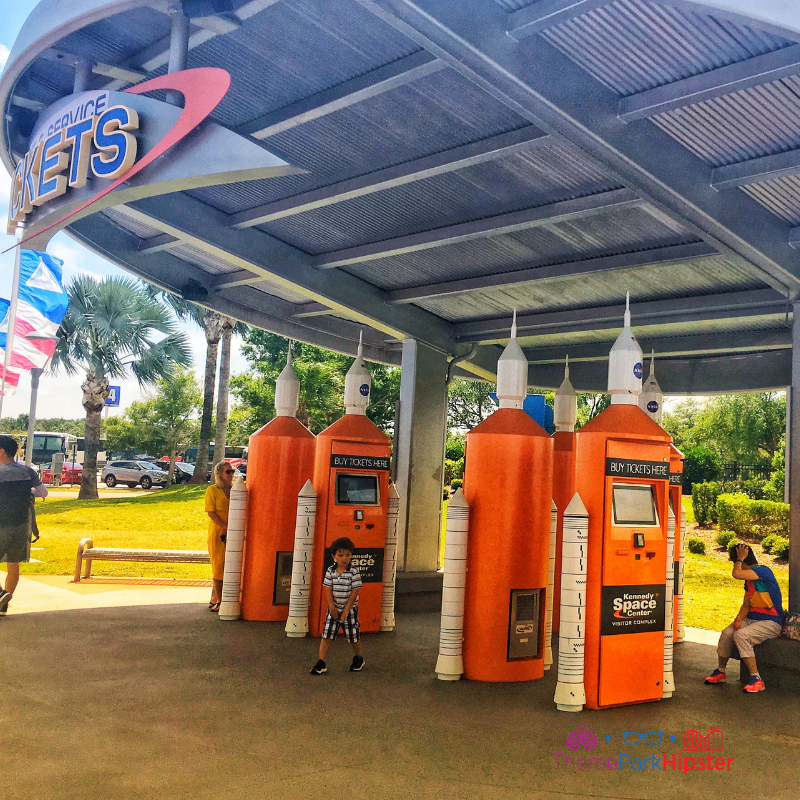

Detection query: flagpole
(0, 226), (23, 422)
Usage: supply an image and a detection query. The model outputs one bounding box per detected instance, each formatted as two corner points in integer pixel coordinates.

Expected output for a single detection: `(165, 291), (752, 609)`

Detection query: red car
(42, 461), (83, 484)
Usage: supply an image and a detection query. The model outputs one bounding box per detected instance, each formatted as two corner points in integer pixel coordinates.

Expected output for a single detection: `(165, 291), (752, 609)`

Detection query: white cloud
(0, 44), (10, 72)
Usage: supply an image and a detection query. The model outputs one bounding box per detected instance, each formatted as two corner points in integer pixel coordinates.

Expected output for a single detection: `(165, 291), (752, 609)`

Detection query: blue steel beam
(523, 329), (791, 363)
(385, 241), (717, 304)
(354, 0), (800, 296)
(313, 188), (641, 269)
(505, 0), (613, 41)
(228, 126), (550, 228)
(235, 50), (446, 139)
(618, 44), (800, 123)
(711, 148), (800, 190)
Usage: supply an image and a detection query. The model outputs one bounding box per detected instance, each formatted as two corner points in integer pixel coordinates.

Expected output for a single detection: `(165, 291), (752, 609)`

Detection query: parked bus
(183, 444), (247, 467)
(26, 432), (78, 466)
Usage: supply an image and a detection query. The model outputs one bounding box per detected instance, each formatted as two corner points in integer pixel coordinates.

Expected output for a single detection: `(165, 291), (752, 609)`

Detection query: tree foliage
(229, 330), (400, 437)
(447, 379), (497, 430)
(52, 275), (192, 499)
(663, 393), (785, 465)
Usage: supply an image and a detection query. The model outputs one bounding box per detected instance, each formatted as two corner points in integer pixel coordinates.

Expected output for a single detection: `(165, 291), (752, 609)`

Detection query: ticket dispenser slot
(508, 589), (541, 660)
(273, 551), (293, 606)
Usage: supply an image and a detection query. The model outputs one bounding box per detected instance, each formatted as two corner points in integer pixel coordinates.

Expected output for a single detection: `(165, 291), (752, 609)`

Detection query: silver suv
(101, 460), (169, 489)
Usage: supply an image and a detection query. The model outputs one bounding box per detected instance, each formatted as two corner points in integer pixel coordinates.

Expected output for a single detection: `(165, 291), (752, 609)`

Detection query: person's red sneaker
(744, 675), (765, 692)
(704, 669), (727, 684)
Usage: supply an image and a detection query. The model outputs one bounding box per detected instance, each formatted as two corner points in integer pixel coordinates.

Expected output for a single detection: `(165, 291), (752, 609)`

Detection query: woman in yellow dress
(205, 460), (235, 611)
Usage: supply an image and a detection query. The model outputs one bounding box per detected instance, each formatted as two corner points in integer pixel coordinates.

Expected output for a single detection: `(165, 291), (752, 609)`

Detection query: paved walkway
(1, 580), (797, 800)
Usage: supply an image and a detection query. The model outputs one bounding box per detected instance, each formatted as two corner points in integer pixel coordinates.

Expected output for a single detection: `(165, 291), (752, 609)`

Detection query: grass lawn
(684, 552), (788, 631)
(2, 486), (212, 580)
(5, 489), (786, 632)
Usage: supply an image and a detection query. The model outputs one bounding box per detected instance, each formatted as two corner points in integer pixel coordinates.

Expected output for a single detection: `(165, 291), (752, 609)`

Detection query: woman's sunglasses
(222, 469), (235, 475)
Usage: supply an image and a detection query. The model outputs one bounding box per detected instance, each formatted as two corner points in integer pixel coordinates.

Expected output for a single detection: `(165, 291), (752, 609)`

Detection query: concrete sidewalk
(1, 587), (797, 800)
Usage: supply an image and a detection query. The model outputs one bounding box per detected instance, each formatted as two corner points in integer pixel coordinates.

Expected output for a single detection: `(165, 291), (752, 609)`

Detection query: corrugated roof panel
(343, 205), (697, 289)
(102, 208), (163, 240)
(187, 0), (421, 128)
(250, 284), (312, 305)
(413, 254), (760, 322)
(740, 177), (800, 225)
(57, 6), (172, 65)
(189, 68), (530, 215)
(652, 76), (800, 166)
(540, 0), (791, 96)
(259, 140), (621, 253)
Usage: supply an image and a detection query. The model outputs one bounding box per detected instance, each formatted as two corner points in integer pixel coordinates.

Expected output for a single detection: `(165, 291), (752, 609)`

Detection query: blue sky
(0, 2), (247, 420)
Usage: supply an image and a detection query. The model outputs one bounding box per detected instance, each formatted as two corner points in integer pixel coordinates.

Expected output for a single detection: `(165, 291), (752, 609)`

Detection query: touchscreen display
(612, 484), (658, 526)
(336, 474), (379, 505)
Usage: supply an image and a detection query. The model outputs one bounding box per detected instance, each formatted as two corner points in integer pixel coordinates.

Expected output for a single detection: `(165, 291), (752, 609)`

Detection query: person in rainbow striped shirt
(704, 543), (784, 693)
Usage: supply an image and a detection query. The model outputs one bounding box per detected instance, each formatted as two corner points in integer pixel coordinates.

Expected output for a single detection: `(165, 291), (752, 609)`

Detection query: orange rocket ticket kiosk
(241, 416), (315, 621)
(307, 413), (391, 637)
(575, 405), (672, 709)
(669, 444), (684, 636)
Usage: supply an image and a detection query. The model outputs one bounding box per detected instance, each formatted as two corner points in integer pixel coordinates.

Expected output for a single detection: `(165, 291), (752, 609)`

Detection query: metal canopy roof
(4, 0), (800, 392)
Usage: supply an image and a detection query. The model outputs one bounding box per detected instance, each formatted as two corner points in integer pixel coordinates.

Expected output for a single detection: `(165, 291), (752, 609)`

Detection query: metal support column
(24, 367), (43, 466)
(73, 60), (91, 94)
(166, 4), (190, 106)
(394, 339), (449, 573)
(789, 303), (800, 613)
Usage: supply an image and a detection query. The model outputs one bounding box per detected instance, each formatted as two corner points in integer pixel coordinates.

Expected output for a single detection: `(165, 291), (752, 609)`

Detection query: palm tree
(52, 276), (192, 500)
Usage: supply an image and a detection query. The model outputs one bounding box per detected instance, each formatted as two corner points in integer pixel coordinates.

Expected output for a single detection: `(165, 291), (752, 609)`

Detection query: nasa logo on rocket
(647, 400), (659, 413)
(633, 362), (643, 379)
(360, 384), (370, 396)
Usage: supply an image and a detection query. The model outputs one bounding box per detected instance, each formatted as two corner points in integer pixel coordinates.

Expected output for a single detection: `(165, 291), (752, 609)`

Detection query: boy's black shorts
(322, 607), (360, 642)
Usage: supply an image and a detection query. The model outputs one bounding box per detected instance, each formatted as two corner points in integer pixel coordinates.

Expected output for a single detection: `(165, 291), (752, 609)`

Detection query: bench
(733, 636), (800, 688)
(72, 538), (210, 582)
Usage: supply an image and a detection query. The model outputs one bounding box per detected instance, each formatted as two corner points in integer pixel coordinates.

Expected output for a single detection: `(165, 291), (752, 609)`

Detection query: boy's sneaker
(310, 659), (327, 675)
(704, 669), (727, 684)
(349, 655), (365, 672)
(744, 674), (765, 693)
(0, 591), (12, 614)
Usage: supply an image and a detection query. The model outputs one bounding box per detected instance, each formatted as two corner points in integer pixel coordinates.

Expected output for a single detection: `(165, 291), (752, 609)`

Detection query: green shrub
(715, 530), (737, 548)
(771, 538), (790, 559)
(716, 493), (790, 540)
(761, 534), (779, 553)
(450, 478), (462, 491)
(682, 445), (722, 489)
(692, 481), (722, 526)
(443, 458), (464, 486)
(687, 537), (706, 555)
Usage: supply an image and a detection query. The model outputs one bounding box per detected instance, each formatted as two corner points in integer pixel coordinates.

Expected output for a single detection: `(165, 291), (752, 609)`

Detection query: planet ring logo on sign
(633, 362), (643, 379)
(6, 68), (231, 250)
(359, 383), (370, 397)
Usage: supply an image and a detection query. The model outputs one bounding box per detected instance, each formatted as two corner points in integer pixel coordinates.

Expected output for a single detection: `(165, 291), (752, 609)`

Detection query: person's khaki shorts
(0, 523), (31, 563)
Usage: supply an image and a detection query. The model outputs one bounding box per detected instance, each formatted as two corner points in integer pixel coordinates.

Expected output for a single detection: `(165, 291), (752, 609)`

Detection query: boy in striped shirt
(311, 537), (364, 674)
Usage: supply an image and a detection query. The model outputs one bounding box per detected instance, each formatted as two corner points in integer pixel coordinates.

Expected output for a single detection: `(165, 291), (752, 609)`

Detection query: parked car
(42, 461), (83, 484)
(173, 463), (195, 484)
(101, 460), (169, 489)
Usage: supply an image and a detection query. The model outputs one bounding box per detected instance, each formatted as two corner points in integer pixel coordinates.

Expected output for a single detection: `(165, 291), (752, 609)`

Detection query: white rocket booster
(436, 488), (469, 681)
(554, 356), (577, 432)
(344, 332), (371, 415)
(496, 309), (528, 409)
(285, 480), (317, 637)
(675, 502), (686, 643)
(608, 293), (643, 405)
(639, 351), (663, 424)
(544, 499), (557, 670)
(663, 504), (676, 698)
(380, 484), (400, 632)
(275, 341), (300, 417)
(219, 476), (247, 621)
(554, 493), (589, 712)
